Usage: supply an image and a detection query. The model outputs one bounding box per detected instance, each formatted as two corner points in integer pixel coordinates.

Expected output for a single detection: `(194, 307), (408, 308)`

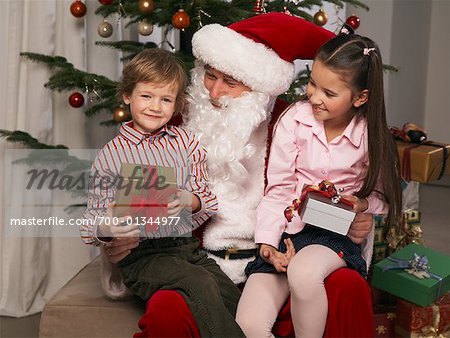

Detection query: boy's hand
(260, 239), (296, 273)
(106, 237), (140, 264)
(342, 195), (369, 213)
(98, 202), (141, 239)
(167, 190), (200, 216)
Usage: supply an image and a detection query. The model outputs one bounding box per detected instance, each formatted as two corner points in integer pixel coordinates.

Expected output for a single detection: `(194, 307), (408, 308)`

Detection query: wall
(348, 0), (434, 129)
(424, 0), (450, 144)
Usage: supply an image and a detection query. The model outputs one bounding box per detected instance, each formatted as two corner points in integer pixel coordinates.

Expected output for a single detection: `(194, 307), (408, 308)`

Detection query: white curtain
(0, 0), (121, 317)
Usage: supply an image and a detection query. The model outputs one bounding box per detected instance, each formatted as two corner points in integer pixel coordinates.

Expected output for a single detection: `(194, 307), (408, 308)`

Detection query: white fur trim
(192, 24), (294, 96)
(100, 249), (132, 300)
(208, 254), (254, 284)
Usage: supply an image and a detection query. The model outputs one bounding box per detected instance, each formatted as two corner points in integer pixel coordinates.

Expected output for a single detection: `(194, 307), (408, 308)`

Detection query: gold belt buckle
(224, 248), (238, 261)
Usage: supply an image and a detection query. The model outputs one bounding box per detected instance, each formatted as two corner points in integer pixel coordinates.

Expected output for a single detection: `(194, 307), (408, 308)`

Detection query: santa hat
(192, 12), (335, 96)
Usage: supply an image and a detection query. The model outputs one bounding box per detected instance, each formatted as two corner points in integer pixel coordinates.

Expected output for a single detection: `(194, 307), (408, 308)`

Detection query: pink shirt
(255, 101), (388, 248)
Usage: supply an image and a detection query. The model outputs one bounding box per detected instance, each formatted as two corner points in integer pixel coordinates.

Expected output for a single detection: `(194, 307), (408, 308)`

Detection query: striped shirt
(81, 121), (218, 244)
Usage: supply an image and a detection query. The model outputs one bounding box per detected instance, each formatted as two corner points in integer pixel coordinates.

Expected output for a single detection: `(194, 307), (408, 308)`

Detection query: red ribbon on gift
(284, 180), (354, 222)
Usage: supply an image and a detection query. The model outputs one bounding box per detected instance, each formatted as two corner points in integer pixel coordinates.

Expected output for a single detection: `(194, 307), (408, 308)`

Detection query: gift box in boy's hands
(395, 293), (450, 337)
(371, 243), (450, 307)
(114, 163), (177, 220)
(298, 191), (356, 235)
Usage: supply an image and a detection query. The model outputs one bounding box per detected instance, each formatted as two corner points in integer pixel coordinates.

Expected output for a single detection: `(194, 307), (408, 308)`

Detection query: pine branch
(0, 130), (67, 149)
(383, 64), (399, 73)
(20, 53), (74, 69)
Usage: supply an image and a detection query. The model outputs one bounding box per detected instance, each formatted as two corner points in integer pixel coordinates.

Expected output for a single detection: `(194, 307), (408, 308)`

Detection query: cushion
(39, 258), (144, 338)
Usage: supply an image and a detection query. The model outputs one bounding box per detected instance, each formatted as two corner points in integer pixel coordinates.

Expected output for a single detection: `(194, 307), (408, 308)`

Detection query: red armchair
(135, 267), (373, 337)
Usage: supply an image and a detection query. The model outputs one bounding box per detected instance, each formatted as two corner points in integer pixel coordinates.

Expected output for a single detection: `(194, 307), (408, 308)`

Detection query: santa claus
(102, 12), (375, 337)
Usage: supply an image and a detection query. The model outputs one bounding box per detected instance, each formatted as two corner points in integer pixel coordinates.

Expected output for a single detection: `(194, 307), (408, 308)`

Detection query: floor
(1, 181), (449, 338)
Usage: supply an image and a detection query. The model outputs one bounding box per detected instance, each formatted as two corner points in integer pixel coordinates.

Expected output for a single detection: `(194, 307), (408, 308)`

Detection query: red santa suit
(100, 12), (374, 337)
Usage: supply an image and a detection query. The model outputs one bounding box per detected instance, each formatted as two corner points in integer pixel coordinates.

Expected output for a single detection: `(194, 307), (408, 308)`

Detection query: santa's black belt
(206, 248), (257, 260)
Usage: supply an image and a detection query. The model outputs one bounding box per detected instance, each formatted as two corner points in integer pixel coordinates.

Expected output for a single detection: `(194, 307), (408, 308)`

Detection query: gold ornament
(113, 106), (129, 123)
(138, 20), (153, 36)
(138, 0), (155, 14)
(97, 20), (113, 38)
(313, 9), (328, 26)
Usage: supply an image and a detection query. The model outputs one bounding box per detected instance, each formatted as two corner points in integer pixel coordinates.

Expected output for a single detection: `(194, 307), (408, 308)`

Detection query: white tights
(236, 245), (346, 338)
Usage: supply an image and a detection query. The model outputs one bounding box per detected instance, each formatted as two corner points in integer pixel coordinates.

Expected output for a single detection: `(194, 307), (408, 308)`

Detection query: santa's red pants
(133, 267), (374, 338)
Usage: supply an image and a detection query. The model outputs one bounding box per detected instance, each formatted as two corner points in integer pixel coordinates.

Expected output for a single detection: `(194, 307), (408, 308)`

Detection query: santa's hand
(260, 244), (292, 273)
(347, 212), (373, 244)
(342, 195), (368, 213)
(98, 202), (141, 239)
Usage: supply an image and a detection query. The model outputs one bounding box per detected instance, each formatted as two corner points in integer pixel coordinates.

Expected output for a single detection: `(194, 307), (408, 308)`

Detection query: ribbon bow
(419, 303), (450, 338)
(383, 253), (444, 299)
(284, 180), (354, 222)
(390, 122), (427, 144)
(387, 210), (424, 251)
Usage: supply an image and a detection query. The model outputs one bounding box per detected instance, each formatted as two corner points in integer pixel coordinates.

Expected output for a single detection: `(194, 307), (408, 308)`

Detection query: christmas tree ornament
(97, 20), (113, 38)
(138, 20), (154, 36)
(70, 0), (87, 18)
(98, 0), (114, 4)
(346, 15), (360, 30)
(138, 0), (155, 15)
(313, 9), (328, 26)
(113, 106), (129, 123)
(69, 92), (84, 108)
(172, 9), (190, 30)
(252, 0), (264, 13)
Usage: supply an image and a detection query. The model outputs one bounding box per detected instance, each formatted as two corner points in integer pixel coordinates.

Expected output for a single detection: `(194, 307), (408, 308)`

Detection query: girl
(236, 33), (402, 337)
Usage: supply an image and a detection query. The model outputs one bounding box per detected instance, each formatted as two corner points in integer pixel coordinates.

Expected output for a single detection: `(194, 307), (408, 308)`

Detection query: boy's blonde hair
(118, 48), (188, 114)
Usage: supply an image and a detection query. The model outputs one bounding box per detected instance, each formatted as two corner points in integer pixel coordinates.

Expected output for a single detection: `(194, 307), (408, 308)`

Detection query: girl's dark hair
(118, 48), (188, 115)
(316, 34), (402, 236)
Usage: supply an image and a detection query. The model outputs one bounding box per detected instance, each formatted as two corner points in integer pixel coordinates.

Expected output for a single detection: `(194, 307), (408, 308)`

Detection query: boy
(81, 48), (245, 337)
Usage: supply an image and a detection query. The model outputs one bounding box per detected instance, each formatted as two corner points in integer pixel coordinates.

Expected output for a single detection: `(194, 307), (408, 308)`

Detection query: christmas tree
(0, 0), (369, 148)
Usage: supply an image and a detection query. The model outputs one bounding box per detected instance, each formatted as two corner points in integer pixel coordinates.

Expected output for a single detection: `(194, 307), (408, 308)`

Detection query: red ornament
(346, 15), (360, 30)
(172, 9), (190, 30)
(252, 0), (264, 13)
(99, 0), (114, 4)
(69, 92), (84, 108)
(70, 0), (87, 18)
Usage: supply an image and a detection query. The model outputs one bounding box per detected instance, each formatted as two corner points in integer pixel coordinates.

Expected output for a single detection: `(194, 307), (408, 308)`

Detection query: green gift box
(371, 243), (450, 307)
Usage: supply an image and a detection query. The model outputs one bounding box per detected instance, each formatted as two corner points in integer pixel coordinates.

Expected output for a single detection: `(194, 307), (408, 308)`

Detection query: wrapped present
(374, 310), (397, 337)
(396, 140), (450, 183)
(387, 210), (424, 253)
(299, 191), (355, 235)
(395, 293), (450, 337)
(371, 244), (450, 307)
(284, 180), (355, 235)
(114, 164), (177, 234)
(373, 243), (389, 264)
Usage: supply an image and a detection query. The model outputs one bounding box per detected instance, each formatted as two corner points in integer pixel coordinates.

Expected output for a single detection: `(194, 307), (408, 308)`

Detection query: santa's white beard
(183, 65), (273, 200)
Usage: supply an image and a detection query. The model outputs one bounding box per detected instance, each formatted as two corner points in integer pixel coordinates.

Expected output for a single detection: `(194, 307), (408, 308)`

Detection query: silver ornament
(97, 20), (113, 38)
(138, 20), (153, 36)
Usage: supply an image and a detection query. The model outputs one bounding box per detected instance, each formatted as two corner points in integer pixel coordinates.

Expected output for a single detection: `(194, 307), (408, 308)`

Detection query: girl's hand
(260, 239), (296, 273)
(167, 190), (200, 216)
(343, 195), (369, 213)
(98, 202), (141, 239)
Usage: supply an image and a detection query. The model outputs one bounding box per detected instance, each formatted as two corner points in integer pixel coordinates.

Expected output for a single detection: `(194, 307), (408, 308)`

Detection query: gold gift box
(396, 140), (450, 183)
(114, 163), (177, 218)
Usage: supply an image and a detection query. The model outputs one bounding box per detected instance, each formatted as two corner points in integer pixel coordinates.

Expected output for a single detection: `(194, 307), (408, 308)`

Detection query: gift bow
(284, 180), (354, 222)
(418, 304), (450, 338)
(387, 209), (424, 251)
(383, 253), (444, 300)
(390, 122), (427, 144)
